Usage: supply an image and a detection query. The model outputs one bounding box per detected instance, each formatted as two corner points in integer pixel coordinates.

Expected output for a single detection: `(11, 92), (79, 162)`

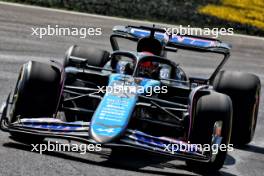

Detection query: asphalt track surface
(0, 2), (263, 176)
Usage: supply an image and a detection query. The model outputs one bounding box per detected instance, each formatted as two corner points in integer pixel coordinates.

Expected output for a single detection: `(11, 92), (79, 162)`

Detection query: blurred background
(1, 0), (264, 36)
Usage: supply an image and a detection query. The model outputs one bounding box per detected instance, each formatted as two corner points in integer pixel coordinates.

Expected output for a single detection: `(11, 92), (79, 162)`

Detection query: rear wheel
(64, 45), (110, 67)
(213, 71), (261, 145)
(10, 61), (62, 143)
(186, 91), (232, 172)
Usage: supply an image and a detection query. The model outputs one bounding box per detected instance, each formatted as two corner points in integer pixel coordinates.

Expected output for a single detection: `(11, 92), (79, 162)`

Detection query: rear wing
(111, 25), (231, 54)
(110, 25), (232, 83)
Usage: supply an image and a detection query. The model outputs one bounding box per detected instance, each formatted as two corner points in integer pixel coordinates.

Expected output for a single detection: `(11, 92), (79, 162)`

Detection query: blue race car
(0, 25), (261, 172)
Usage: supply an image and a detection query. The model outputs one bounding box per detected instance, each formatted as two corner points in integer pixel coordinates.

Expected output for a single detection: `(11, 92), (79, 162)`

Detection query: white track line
(0, 1), (264, 41)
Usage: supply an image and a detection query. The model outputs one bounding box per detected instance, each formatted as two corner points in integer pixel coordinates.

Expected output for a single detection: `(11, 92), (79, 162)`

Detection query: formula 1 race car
(0, 25), (261, 172)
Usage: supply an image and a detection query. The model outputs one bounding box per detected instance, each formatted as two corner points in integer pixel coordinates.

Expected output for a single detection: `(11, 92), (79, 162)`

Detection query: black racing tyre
(186, 91), (233, 172)
(213, 71), (261, 145)
(10, 61), (62, 143)
(64, 45), (110, 67)
(11, 61), (62, 122)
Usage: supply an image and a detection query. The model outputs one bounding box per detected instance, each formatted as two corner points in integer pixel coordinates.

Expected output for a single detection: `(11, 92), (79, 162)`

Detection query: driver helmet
(137, 57), (160, 79)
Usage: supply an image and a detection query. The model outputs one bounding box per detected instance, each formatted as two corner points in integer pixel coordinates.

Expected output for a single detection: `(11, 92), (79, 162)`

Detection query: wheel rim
(211, 120), (223, 162)
(250, 88), (260, 139)
(10, 65), (26, 122)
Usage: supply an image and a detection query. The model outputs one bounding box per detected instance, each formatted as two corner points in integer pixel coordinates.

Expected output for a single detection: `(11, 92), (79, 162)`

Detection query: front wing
(0, 97), (209, 162)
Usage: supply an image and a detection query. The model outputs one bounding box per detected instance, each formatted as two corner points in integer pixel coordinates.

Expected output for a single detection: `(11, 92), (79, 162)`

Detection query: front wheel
(186, 91), (233, 172)
(10, 61), (62, 143)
